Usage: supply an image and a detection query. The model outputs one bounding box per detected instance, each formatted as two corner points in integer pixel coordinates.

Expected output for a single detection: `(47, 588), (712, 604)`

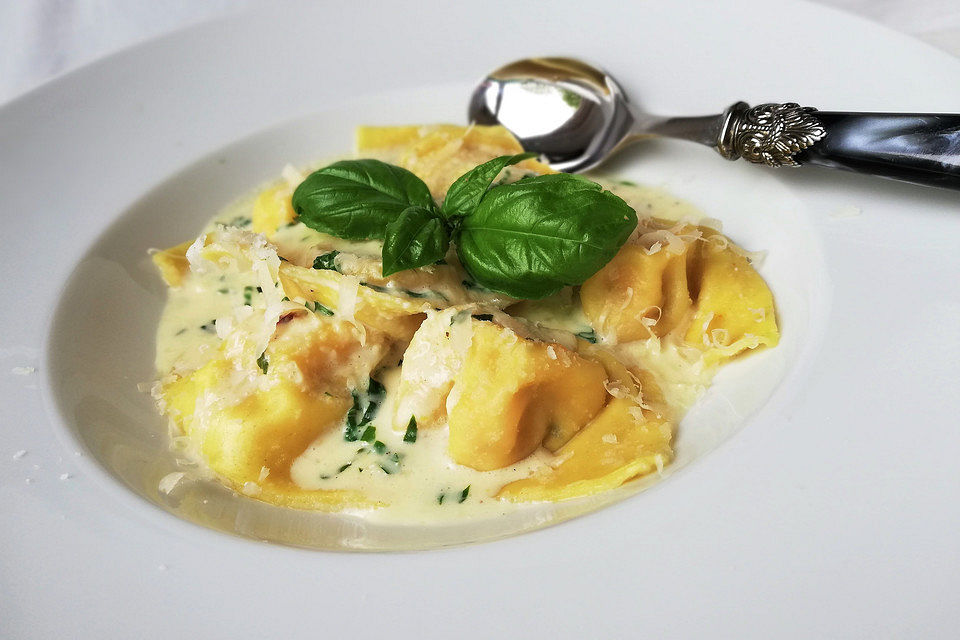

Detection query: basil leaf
(293, 159), (436, 240)
(441, 153), (536, 220)
(456, 174), (637, 299)
(381, 206), (450, 277)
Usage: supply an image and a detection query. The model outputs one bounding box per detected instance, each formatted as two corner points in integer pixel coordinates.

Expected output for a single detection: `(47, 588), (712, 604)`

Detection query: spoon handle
(716, 102), (960, 190)
(796, 112), (960, 190)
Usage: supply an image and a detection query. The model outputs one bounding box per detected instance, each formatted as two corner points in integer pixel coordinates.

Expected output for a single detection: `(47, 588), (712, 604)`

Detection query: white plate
(2, 1), (959, 637)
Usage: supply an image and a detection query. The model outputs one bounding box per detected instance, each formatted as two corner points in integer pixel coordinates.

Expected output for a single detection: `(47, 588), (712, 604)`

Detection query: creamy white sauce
(289, 367), (555, 523)
(154, 173), (720, 522)
(603, 181), (710, 224)
(616, 339), (713, 414)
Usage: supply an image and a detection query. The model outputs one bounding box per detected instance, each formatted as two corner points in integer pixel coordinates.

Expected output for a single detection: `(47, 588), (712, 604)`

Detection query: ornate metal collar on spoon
(468, 57), (960, 190)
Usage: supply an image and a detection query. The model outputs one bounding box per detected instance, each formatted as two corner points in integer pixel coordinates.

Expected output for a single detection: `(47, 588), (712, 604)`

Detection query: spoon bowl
(468, 58), (635, 172)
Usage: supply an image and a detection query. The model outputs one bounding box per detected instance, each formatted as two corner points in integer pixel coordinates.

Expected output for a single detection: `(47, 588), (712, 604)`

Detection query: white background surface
(2, 2), (960, 639)
(2, 0), (960, 104)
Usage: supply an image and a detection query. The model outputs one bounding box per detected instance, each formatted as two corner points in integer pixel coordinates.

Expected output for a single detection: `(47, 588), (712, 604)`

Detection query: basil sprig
(292, 155), (637, 299)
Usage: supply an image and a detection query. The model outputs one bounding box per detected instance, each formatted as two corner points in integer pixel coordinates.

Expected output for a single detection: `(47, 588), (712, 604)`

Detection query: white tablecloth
(1, 0), (958, 104)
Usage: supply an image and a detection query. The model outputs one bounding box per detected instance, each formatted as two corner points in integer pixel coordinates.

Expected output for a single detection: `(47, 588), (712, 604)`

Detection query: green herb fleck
(360, 379), (385, 424)
(437, 493), (445, 505)
(343, 392), (365, 441)
(458, 485), (471, 503)
(217, 288), (228, 294)
(312, 251), (340, 271)
(450, 309), (471, 325)
(379, 452), (402, 475)
(367, 377), (386, 399)
(575, 329), (597, 343)
(400, 288), (436, 299)
(403, 416), (418, 443)
(314, 301), (334, 316)
(256, 351), (269, 374)
(199, 322), (216, 333)
(305, 300), (334, 316)
(343, 379), (386, 442)
(372, 440), (387, 455)
(471, 313), (494, 321)
(243, 285), (255, 306)
(337, 462), (352, 473)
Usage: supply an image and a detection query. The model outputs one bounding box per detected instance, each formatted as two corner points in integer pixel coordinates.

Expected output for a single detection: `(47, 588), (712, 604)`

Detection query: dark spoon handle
(797, 112), (960, 190)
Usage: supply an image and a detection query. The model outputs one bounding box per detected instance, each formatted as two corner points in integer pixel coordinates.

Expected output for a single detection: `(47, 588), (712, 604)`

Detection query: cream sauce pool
(154, 177), (716, 523)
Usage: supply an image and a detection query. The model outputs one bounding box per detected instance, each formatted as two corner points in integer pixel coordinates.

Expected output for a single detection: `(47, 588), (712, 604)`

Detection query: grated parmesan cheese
(643, 241), (663, 256)
(158, 471), (186, 494)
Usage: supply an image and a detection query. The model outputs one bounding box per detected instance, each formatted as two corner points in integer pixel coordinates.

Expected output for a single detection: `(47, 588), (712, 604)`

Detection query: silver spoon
(468, 57), (960, 190)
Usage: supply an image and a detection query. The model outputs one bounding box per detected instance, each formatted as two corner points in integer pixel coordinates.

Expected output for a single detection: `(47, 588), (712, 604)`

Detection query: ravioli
(581, 219), (779, 362)
(356, 124), (555, 199)
(151, 123), (779, 521)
